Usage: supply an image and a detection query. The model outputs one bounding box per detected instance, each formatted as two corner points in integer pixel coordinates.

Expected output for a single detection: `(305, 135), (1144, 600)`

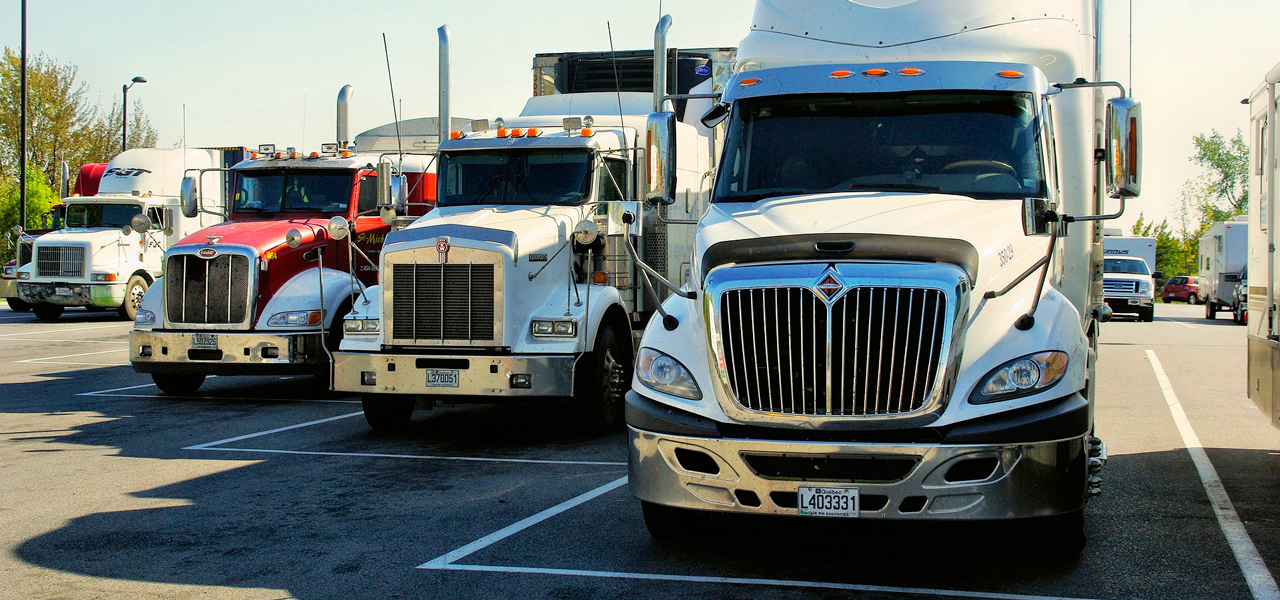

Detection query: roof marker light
(250, 152), (260, 159)
(899, 68), (925, 76)
(829, 70), (854, 79)
(273, 152), (284, 159)
(450, 130), (464, 140)
(998, 70), (1025, 79)
(309, 152), (319, 158)
(526, 128), (541, 137)
(496, 128), (510, 138)
(580, 128), (593, 137)
(863, 69), (889, 77)
(510, 128), (525, 138)
(340, 150), (352, 158)
(738, 77), (761, 87)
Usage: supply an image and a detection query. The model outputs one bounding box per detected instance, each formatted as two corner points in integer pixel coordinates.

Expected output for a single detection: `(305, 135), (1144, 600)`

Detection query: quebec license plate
(797, 486), (859, 518)
(1128, 299), (1140, 305)
(54, 286), (71, 296)
(424, 369), (459, 388)
(190, 333), (218, 349)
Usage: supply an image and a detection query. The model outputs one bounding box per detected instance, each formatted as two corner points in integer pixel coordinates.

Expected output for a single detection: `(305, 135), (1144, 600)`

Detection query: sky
(2, 0), (1278, 232)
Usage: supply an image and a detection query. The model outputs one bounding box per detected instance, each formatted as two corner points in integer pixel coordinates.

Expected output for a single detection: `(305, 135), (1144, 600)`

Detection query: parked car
(1162, 276), (1201, 304)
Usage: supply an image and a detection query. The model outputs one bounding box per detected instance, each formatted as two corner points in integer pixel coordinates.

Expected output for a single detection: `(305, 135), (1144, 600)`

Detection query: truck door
(351, 173), (390, 286)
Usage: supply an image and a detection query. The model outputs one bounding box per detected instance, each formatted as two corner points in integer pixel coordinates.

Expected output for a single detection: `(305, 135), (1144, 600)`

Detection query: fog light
(361, 371), (377, 386)
(510, 373), (532, 389)
(261, 347), (280, 359)
(138, 345), (152, 357)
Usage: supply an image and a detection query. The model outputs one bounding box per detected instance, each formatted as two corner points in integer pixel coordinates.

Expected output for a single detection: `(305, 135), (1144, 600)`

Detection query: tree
(0, 167), (59, 264)
(1189, 129), (1248, 214)
(1131, 213), (1193, 277)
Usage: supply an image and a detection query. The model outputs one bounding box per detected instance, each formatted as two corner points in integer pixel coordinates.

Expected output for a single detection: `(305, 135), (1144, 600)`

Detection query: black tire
(118, 274), (149, 320)
(1141, 307), (1154, 322)
(152, 373), (206, 395)
(32, 303), (63, 321)
(1233, 304), (1246, 325)
(572, 323), (631, 435)
(1205, 301), (1216, 320)
(6, 297), (31, 312)
(640, 501), (708, 542)
(1187, 293), (1200, 305)
(361, 394), (415, 431)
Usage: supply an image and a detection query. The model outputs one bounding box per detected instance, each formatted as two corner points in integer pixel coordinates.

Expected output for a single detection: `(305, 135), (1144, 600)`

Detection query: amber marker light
(340, 151), (352, 158)
(863, 68), (890, 77)
(309, 152), (319, 158)
(593, 271), (609, 285)
(738, 77), (761, 87)
(580, 127), (594, 137)
(496, 128), (510, 138)
(510, 128), (525, 138)
(899, 68), (925, 76)
(450, 130), (464, 140)
(829, 70), (854, 79)
(526, 128), (541, 137)
(998, 70), (1025, 79)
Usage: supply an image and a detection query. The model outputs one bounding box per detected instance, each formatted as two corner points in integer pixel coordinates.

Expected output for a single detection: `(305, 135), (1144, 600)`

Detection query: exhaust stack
(438, 25), (451, 146)
(336, 85), (354, 149)
(653, 14), (672, 113)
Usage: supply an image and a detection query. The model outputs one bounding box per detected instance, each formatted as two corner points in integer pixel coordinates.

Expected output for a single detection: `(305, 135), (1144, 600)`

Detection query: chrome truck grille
(164, 252), (253, 326)
(36, 246), (85, 278)
(384, 246), (503, 346)
(718, 286), (947, 416)
(1102, 279), (1138, 294)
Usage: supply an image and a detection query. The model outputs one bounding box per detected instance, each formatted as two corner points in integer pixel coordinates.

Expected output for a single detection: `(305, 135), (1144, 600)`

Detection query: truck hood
(697, 192), (1044, 296)
(405, 205), (586, 255)
(35, 228), (124, 247)
(177, 218), (333, 252)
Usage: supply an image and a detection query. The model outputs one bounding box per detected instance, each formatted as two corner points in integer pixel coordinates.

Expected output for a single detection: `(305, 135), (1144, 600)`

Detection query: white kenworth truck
(626, 0), (1142, 553)
(16, 148), (241, 321)
(333, 28), (734, 433)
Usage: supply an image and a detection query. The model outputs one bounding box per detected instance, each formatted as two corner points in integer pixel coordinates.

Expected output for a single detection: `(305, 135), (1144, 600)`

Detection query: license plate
(424, 369), (459, 388)
(54, 287), (71, 296)
(190, 333), (218, 349)
(797, 486), (859, 518)
(1128, 299), (1140, 305)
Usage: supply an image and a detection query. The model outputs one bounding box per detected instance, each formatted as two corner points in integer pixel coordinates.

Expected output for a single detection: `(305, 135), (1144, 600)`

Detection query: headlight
(532, 319), (577, 337)
(134, 308), (156, 326)
(636, 347), (701, 400)
(17, 271), (30, 280)
(268, 310), (323, 327)
(970, 351), (1068, 404)
(343, 318), (380, 334)
(91, 273), (118, 282)
(1137, 279), (1150, 293)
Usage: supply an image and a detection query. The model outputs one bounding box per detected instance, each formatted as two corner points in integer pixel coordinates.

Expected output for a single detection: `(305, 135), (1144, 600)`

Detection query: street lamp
(122, 76), (146, 153)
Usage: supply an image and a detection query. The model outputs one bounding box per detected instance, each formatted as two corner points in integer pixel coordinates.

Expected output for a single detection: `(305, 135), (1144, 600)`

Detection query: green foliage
(1131, 213), (1196, 277)
(0, 168), (60, 263)
(1189, 129), (1248, 213)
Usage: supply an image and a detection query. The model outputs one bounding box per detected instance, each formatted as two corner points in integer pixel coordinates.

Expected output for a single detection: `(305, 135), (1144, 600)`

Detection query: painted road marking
(194, 446), (626, 466)
(15, 348), (129, 363)
(83, 393), (361, 404)
(184, 412), (366, 450)
(416, 477), (1107, 600)
(0, 323), (131, 338)
(1146, 349), (1280, 600)
(78, 382), (167, 395)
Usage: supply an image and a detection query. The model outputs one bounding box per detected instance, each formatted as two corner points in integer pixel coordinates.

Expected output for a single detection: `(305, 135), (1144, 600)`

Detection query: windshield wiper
(473, 174), (503, 204)
(846, 183), (942, 193)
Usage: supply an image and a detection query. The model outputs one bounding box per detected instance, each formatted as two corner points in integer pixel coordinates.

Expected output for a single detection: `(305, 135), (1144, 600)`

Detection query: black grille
(719, 286), (946, 416)
(164, 253), (251, 324)
(16, 241), (32, 268)
(743, 454), (919, 483)
(36, 246), (84, 277)
(391, 263), (495, 342)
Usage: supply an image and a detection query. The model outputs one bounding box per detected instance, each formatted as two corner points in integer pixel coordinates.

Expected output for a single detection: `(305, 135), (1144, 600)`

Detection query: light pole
(122, 76), (146, 153)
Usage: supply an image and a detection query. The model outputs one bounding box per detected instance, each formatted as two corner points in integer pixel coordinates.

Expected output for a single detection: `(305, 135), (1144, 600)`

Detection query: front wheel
(118, 275), (149, 320)
(571, 323), (631, 435)
(1205, 301), (1217, 320)
(1233, 304), (1246, 325)
(640, 501), (708, 542)
(361, 394), (415, 432)
(1141, 307), (1154, 322)
(32, 303), (63, 321)
(152, 373), (206, 395)
(6, 297), (31, 312)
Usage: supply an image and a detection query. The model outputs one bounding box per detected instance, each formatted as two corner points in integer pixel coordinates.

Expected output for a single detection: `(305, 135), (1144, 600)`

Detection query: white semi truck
(627, 0), (1141, 553)
(1199, 216), (1247, 320)
(332, 26), (733, 432)
(1245, 62), (1280, 430)
(16, 148), (242, 321)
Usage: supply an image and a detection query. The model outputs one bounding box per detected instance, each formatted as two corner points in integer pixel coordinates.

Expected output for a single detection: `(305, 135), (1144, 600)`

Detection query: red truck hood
(177, 218), (333, 252)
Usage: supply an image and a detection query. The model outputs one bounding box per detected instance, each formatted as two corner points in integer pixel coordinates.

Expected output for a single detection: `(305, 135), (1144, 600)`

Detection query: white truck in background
(1101, 233), (1158, 323)
(1102, 233), (1155, 272)
(1199, 216), (1247, 320)
(1246, 61), (1280, 430)
(16, 148), (242, 321)
(627, 0), (1141, 555)
(333, 25), (733, 433)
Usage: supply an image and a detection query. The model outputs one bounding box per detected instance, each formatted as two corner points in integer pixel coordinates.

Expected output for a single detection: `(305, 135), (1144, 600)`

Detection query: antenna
(1128, 0), (1134, 95)
(607, 21), (628, 159)
(382, 33), (405, 167)
(182, 103), (187, 176)
(301, 94), (307, 152)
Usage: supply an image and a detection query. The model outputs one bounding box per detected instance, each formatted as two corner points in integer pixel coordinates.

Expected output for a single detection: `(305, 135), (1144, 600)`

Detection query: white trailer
(1199, 216), (1248, 319)
(1246, 64), (1280, 429)
(1102, 235), (1155, 272)
(332, 26), (733, 433)
(628, 0), (1142, 555)
(15, 148), (241, 320)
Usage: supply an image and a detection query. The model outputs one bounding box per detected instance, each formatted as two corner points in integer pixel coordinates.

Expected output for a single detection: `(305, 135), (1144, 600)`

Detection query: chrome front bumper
(130, 329), (325, 375)
(629, 427), (1088, 520)
(19, 281), (125, 307)
(333, 350), (575, 397)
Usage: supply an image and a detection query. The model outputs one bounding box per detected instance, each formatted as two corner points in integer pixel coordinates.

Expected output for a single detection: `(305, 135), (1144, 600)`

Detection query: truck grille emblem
(436, 237), (450, 264)
(815, 272), (844, 301)
(196, 248), (219, 259)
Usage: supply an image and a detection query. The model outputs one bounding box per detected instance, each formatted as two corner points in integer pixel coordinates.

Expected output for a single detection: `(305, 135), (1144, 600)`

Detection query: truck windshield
(714, 92), (1046, 203)
(1103, 259), (1150, 275)
(65, 203), (142, 229)
(438, 150), (593, 207)
(233, 169), (354, 215)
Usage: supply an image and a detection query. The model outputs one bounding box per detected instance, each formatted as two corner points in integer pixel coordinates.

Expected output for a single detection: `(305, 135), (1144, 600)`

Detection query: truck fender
(136, 275), (165, 325)
(630, 291), (728, 421)
(254, 266), (363, 330)
(578, 285), (628, 353)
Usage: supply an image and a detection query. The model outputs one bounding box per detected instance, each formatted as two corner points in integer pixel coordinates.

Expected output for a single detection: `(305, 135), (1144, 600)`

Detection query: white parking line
(1173, 321), (1196, 329)
(0, 323), (131, 338)
(193, 446), (625, 466)
(78, 382), (165, 395)
(1146, 350), (1280, 600)
(184, 412), (366, 449)
(23, 360), (128, 367)
(417, 476), (1104, 600)
(92, 393), (361, 404)
(15, 348), (129, 363)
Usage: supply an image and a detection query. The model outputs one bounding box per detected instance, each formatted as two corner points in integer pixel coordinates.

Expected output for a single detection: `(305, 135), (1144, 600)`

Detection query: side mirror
(327, 216), (350, 241)
(120, 225), (133, 236)
(573, 219), (599, 246)
(130, 213), (152, 234)
(1153, 271), (1164, 279)
(645, 112), (678, 206)
(1105, 98), (1142, 198)
(285, 228), (303, 249)
(180, 176), (200, 218)
(1022, 197), (1052, 236)
(699, 102), (729, 128)
(164, 209), (175, 236)
(380, 206), (397, 226)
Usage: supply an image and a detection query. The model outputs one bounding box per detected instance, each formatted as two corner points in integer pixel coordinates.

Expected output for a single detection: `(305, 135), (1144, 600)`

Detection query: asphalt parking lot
(1, 301), (1278, 600)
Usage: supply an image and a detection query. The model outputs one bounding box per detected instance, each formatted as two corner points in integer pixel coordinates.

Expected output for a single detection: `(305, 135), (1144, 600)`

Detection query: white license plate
(424, 369), (459, 388)
(1128, 299), (1140, 305)
(54, 287), (71, 296)
(797, 486), (859, 517)
(190, 334), (218, 349)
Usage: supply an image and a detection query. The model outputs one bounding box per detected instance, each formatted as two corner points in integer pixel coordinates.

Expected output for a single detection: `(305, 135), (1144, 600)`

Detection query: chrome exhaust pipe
(336, 85), (354, 149)
(438, 25), (451, 145)
(653, 14), (671, 113)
